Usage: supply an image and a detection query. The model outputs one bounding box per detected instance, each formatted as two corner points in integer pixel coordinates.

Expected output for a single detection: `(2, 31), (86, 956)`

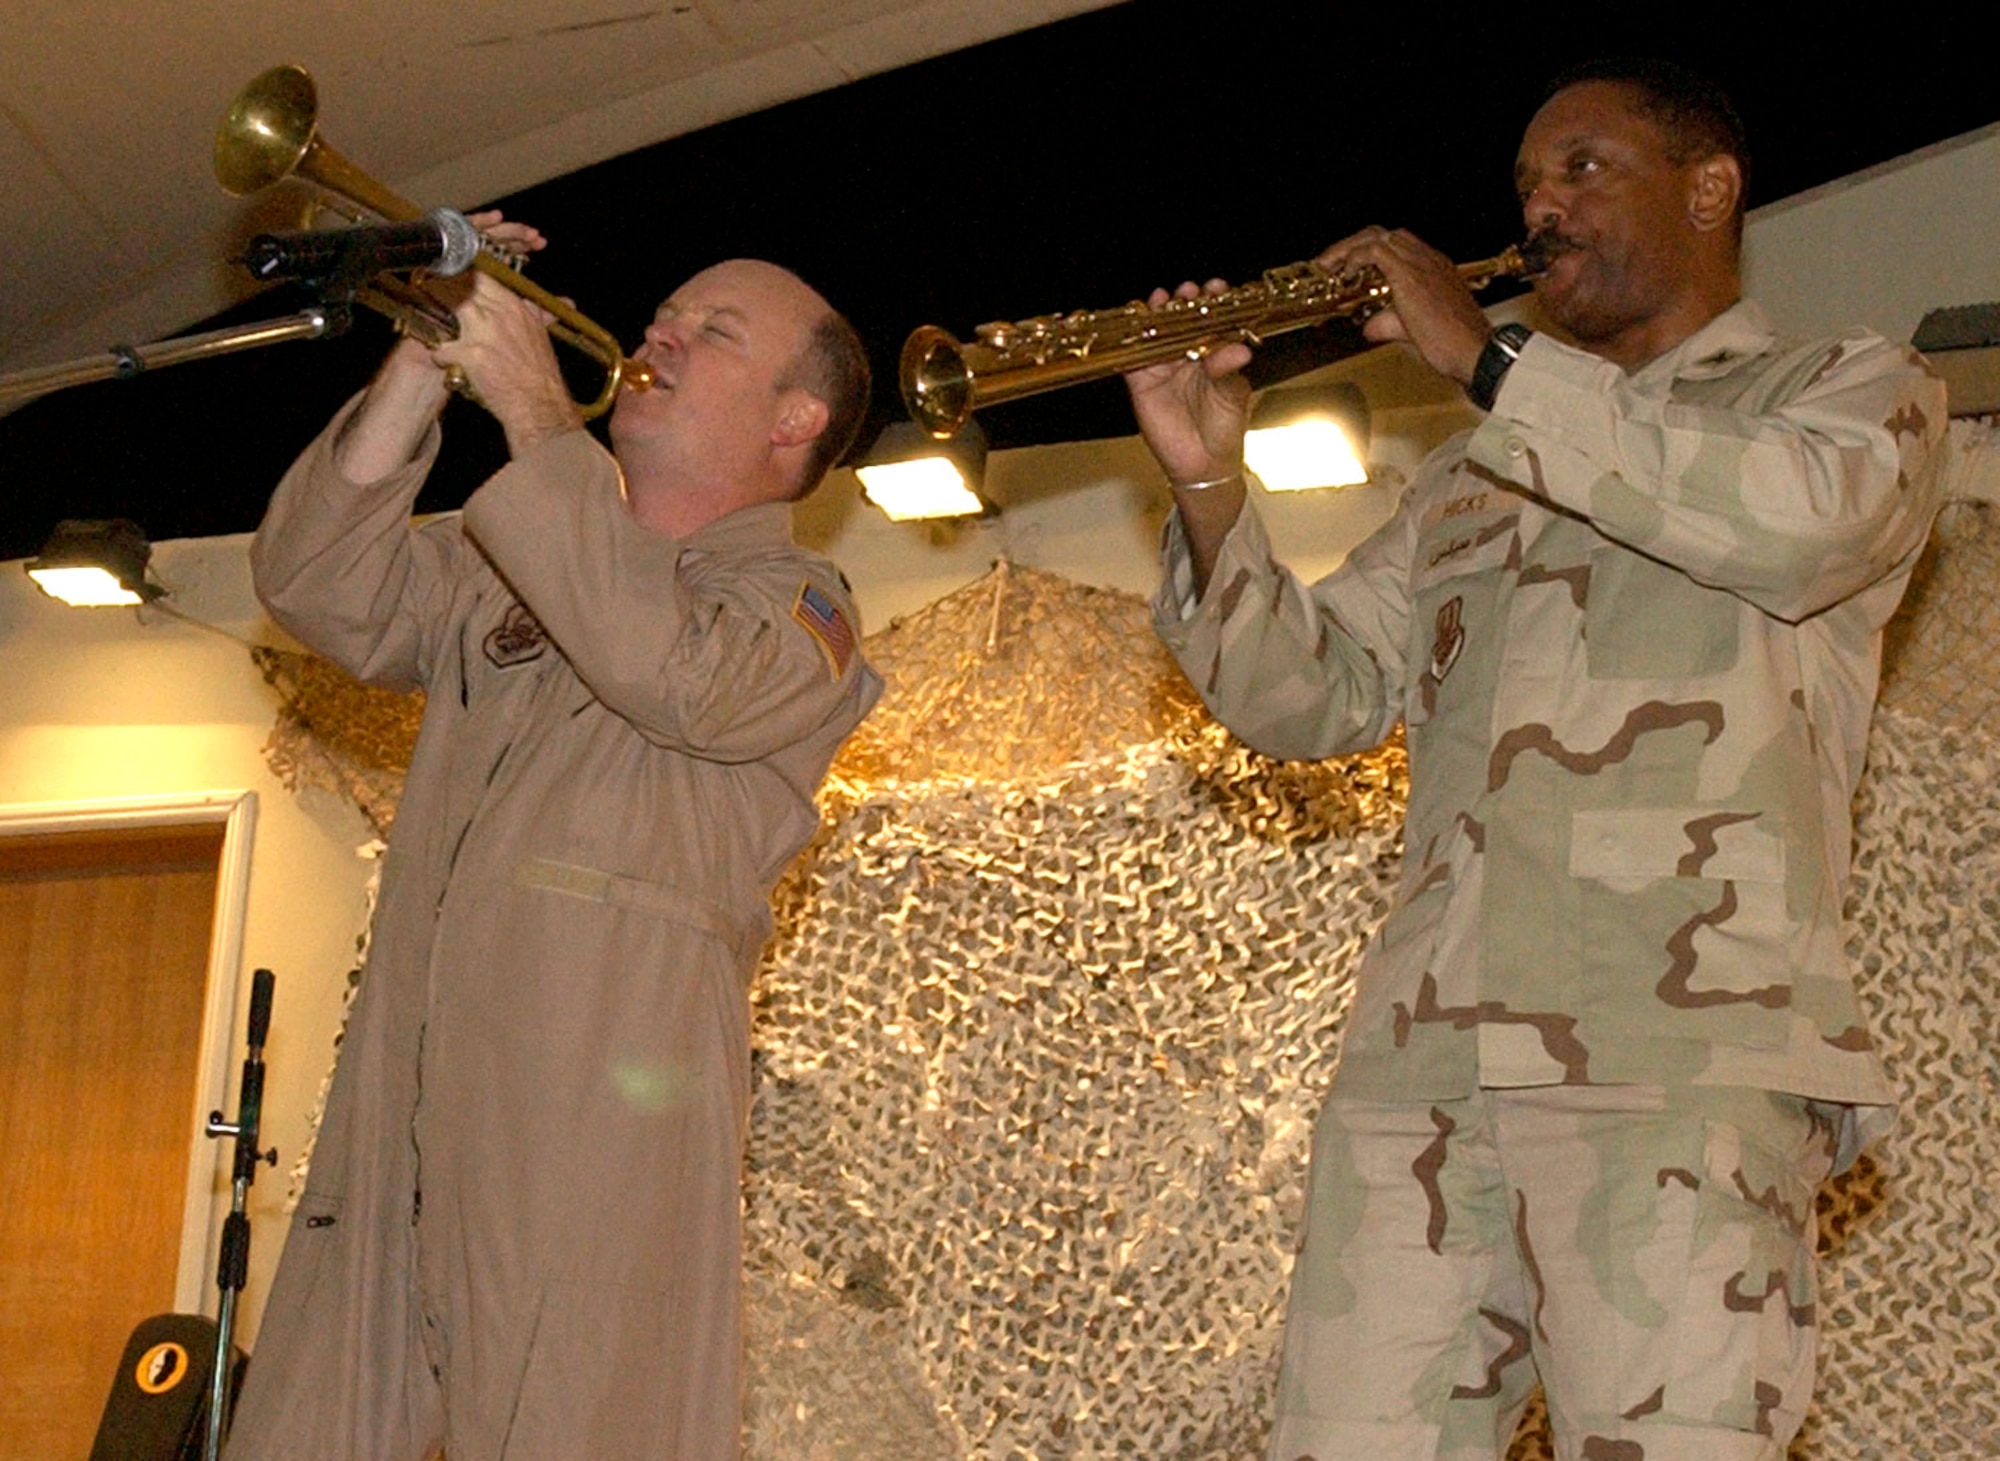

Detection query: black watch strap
(1468, 323), (1534, 412)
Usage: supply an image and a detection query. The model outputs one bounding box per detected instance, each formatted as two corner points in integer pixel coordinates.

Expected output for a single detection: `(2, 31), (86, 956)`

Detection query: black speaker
(89, 1313), (244, 1461)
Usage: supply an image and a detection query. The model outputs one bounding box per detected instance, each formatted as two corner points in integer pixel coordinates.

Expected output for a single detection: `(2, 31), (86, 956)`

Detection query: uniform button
(1504, 436), (1527, 458)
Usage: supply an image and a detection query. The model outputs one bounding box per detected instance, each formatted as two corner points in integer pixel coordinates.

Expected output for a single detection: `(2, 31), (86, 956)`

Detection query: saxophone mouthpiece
(1517, 233), (1561, 277)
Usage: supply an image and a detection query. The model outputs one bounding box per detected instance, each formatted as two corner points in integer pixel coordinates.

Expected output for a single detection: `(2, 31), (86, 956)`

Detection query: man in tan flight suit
(225, 238), (882, 1459)
(1127, 60), (1943, 1461)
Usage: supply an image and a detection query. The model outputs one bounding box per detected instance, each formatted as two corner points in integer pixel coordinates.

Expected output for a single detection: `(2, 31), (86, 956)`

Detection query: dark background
(2, 2), (1993, 560)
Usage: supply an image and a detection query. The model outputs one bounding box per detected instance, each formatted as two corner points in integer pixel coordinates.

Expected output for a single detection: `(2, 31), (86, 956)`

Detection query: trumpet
(215, 64), (651, 419)
(900, 241), (1549, 438)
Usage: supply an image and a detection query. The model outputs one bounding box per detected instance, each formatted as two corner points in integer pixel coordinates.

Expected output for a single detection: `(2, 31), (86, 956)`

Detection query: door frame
(0, 788), (259, 1315)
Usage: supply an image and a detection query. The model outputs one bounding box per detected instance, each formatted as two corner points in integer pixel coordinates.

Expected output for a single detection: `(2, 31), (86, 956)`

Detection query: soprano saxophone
(899, 239), (1549, 438)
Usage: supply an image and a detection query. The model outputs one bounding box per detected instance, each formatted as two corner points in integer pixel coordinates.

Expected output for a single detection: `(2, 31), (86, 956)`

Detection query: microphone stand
(201, 967), (277, 1461)
(0, 310), (346, 408)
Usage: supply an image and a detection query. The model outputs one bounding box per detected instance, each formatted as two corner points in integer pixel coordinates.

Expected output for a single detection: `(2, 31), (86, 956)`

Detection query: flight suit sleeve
(1465, 330), (1946, 622)
(250, 393), (469, 693)
(462, 429), (875, 763)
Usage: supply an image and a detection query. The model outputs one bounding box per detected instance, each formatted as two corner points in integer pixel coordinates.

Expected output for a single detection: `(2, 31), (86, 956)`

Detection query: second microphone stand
(201, 967), (277, 1461)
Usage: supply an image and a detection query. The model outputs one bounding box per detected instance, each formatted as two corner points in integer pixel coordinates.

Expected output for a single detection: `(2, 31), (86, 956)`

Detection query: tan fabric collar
(1629, 298), (1777, 389)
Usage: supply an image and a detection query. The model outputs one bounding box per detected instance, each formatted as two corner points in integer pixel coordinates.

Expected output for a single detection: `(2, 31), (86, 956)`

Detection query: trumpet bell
(215, 64), (320, 198)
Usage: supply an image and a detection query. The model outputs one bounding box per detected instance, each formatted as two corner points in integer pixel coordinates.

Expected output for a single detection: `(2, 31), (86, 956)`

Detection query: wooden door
(0, 824), (223, 1461)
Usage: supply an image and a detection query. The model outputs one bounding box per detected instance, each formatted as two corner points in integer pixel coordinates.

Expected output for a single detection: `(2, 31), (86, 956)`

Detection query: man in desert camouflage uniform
(1127, 59), (1944, 1461)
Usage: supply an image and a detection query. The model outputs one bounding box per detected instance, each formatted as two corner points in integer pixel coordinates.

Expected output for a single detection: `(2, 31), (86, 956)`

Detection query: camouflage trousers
(1266, 1085), (1838, 1461)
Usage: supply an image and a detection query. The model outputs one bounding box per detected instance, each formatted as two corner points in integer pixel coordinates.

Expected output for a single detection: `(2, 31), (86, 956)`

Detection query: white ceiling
(0, 0), (1118, 376)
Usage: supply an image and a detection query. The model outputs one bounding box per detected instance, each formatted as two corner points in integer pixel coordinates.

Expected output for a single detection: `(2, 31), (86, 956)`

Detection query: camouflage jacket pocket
(1568, 808), (1785, 885)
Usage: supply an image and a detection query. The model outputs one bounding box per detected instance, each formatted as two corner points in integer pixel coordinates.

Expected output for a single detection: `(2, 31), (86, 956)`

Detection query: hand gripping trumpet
(900, 239), (1550, 439)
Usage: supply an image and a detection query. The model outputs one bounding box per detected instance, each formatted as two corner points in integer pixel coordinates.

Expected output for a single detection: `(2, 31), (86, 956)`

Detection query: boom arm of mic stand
(202, 967), (277, 1461)
(0, 307), (347, 409)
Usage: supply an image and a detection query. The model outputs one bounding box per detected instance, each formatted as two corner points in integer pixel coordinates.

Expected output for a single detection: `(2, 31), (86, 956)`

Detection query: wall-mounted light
(855, 420), (991, 522)
(1243, 382), (1371, 492)
(25, 519), (165, 607)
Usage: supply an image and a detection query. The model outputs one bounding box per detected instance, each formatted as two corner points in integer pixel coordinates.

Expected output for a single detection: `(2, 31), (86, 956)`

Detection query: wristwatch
(1467, 323), (1534, 412)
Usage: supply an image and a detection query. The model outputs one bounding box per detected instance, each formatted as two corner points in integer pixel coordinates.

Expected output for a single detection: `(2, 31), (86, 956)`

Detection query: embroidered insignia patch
(792, 581), (854, 678)
(484, 604), (548, 668)
(1431, 595), (1464, 683)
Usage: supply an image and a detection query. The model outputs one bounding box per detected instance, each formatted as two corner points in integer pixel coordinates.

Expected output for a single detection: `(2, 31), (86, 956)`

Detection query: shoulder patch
(792, 581), (855, 679)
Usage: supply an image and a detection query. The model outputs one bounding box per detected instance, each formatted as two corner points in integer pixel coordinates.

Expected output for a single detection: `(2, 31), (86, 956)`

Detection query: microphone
(241, 207), (483, 285)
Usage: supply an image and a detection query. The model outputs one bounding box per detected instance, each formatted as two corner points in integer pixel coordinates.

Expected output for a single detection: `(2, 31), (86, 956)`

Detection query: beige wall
(1745, 121), (2000, 344)
(1, 117), (1991, 1349)
(0, 541), (371, 1343)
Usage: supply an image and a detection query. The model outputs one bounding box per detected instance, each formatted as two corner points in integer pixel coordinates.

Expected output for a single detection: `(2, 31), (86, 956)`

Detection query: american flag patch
(791, 581), (855, 678)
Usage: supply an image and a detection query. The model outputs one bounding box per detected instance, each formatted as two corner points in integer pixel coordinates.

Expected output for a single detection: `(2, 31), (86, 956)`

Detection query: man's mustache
(1523, 231), (1583, 272)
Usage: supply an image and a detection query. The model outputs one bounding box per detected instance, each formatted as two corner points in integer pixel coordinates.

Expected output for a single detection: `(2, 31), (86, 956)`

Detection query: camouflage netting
(260, 425), (2000, 1458)
(744, 566), (1408, 1460)
(254, 644), (421, 841)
